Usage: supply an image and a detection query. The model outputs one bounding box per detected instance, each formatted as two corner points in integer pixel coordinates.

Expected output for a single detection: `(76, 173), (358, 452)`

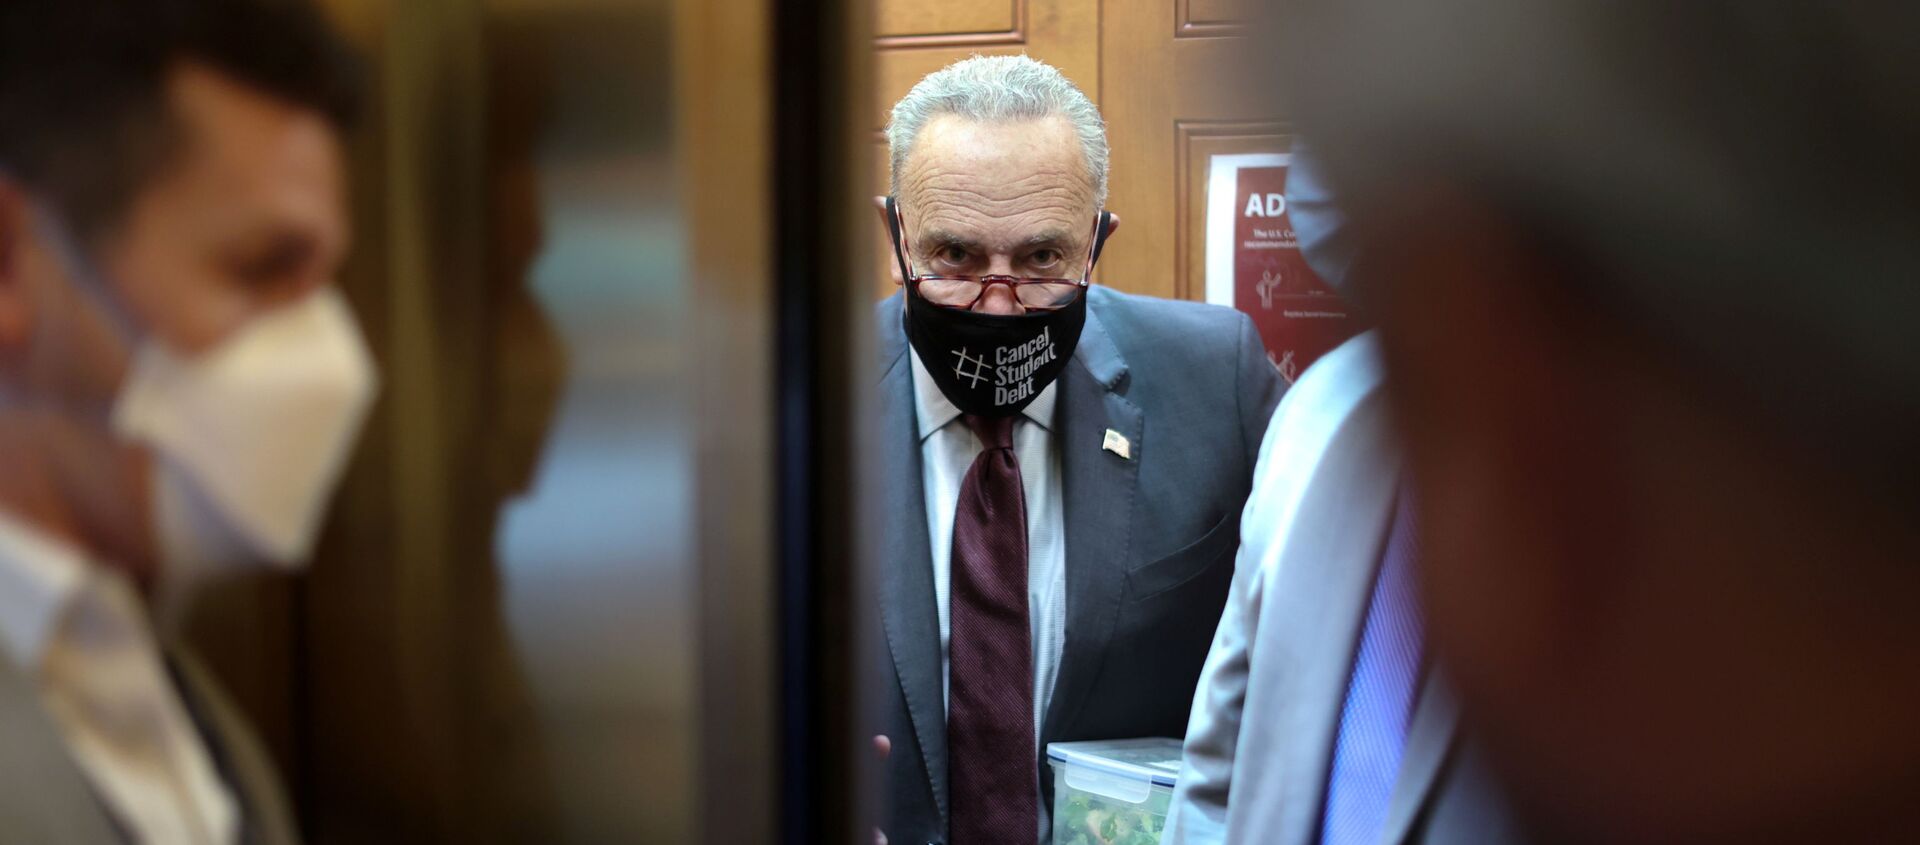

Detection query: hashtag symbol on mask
(951, 347), (991, 389)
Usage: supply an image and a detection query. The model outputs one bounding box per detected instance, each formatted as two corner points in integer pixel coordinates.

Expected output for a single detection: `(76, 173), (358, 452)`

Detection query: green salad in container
(1054, 786), (1170, 845)
(1048, 738), (1184, 845)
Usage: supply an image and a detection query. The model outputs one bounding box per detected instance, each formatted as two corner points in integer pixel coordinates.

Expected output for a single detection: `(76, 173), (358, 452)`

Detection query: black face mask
(903, 289), (1086, 417)
(887, 196), (1114, 418)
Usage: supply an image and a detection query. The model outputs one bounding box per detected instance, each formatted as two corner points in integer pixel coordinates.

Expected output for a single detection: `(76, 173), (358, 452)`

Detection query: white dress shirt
(0, 509), (239, 845)
(912, 349), (1068, 837)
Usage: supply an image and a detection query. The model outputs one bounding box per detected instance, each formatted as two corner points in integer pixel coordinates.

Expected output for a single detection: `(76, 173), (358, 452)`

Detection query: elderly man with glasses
(872, 55), (1286, 845)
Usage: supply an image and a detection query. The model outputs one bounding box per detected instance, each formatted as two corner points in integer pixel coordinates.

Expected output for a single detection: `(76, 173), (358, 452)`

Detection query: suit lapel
(1040, 302), (1140, 742)
(0, 654), (124, 841)
(875, 295), (950, 823)
(1381, 670), (1462, 844)
(1263, 390), (1401, 845)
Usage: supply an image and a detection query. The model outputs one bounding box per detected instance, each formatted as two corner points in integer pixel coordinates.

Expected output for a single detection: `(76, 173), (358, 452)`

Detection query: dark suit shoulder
(874, 289), (905, 328)
(1083, 284), (1284, 488)
(1086, 286), (1254, 376)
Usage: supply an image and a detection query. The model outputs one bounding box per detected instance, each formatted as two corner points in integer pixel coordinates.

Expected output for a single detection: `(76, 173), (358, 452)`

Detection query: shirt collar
(0, 509), (86, 674)
(909, 347), (1058, 441)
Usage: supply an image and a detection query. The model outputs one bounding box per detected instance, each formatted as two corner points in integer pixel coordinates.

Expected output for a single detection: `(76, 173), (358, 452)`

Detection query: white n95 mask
(112, 288), (378, 570)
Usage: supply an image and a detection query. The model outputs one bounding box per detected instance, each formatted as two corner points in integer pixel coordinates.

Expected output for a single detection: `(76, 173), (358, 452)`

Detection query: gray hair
(887, 55), (1109, 206)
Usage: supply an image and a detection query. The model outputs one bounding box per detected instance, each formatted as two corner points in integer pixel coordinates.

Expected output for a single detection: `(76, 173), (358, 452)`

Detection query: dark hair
(0, 0), (362, 240)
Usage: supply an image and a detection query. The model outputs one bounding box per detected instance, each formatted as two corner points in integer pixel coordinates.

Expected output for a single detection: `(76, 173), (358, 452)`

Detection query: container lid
(1045, 738), (1184, 788)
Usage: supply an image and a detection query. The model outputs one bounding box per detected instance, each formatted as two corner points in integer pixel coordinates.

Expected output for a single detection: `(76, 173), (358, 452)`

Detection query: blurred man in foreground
(0, 0), (373, 839)
(874, 56), (1284, 844)
(1289, 0), (1920, 840)
(1165, 148), (1523, 845)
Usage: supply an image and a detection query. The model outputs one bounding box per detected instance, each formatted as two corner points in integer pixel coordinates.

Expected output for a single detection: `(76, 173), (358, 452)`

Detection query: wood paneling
(877, 0), (1019, 43)
(1175, 121), (1291, 299)
(1098, 0), (1279, 299)
(1177, 0), (1243, 38)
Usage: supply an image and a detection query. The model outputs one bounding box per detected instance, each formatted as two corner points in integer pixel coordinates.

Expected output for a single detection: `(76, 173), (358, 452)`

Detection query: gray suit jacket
(1164, 334), (1523, 845)
(0, 645), (299, 844)
(877, 285), (1286, 845)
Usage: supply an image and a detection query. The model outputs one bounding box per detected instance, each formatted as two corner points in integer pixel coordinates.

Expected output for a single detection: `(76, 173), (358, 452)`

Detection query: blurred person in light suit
(1279, 0), (1920, 841)
(0, 0), (373, 841)
(1164, 145), (1524, 845)
(873, 56), (1286, 845)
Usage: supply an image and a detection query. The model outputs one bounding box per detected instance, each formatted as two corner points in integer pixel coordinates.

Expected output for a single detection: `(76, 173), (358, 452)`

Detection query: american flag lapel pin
(1102, 428), (1133, 460)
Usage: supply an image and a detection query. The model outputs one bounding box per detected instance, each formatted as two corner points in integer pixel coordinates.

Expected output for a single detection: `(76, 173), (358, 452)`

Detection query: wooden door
(1099, 0), (1290, 300)
(870, 0), (1289, 301)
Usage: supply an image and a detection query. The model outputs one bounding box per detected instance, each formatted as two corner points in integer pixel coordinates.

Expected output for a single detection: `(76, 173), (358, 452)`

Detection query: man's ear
(0, 177), (34, 350)
(1084, 212), (1119, 277)
(873, 195), (903, 284)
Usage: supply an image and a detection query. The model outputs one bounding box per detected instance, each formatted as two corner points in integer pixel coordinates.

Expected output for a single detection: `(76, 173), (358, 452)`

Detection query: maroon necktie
(948, 413), (1037, 844)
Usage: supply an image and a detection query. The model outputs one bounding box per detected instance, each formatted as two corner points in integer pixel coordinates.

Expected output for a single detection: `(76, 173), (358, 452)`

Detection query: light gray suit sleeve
(1234, 312), (1287, 468)
(1163, 551), (1257, 844)
(1164, 401), (1291, 845)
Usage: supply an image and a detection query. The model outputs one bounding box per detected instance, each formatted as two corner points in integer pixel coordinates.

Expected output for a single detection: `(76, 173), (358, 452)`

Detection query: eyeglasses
(884, 196), (1114, 313)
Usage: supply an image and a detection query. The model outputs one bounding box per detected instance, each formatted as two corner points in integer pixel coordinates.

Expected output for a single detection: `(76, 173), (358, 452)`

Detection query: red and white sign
(1205, 154), (1363, 384)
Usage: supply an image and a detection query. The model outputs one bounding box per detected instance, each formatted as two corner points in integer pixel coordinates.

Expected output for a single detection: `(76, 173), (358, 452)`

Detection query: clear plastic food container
(1047, 737), (1183, 845)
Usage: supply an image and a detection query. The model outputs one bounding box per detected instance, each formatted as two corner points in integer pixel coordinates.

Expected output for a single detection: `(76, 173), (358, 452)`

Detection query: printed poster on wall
(1205, 153), (1362, 384)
